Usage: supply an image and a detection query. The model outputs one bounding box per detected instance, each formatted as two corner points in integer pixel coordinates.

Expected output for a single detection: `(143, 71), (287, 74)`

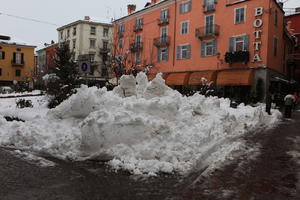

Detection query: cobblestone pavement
(1, 109), (300, 200)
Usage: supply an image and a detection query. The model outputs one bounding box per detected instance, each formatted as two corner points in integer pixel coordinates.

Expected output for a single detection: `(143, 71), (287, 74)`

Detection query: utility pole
(0, 35), (10, 40)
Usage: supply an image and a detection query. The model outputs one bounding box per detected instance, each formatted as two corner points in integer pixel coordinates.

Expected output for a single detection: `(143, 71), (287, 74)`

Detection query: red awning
(165, 72), (190, 86)
(216, 69), (254, 86)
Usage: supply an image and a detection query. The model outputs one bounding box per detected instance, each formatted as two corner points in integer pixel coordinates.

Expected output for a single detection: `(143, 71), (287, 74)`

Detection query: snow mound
(0, 73), (282, 175)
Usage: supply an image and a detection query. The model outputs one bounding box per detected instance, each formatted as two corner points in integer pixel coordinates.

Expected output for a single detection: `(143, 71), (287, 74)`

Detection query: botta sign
(252, 7), (264, 62)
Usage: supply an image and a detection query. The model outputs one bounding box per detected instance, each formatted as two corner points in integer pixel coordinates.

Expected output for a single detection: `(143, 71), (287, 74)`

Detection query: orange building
(0, 41), (36, 87)
(113, 0), (296, 102)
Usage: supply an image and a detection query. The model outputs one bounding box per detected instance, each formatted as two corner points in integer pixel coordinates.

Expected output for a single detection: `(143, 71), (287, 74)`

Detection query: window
(181, 21), (189, 34)
(136, 34), (142, 46)
(235, 7), (245, 24)
(201, 40), (217, 57)
(103, 41), (108, 49)
(72, 39), (76, 49)
(13, 52), (24, 64)
(135, 18), (143, 30)
(157, 48), (168, 62)
(73, 27), (77, 36)
(229, 35), (249, 52)
(180, 0), (192, 14)
(15, 69), (21, 77)
(0, 51), (5, 59)
(161, 27), (168, 42)
(60, 31), (63, 40)
(275, 9), (278, 26)
(67, 29), (70, 38)
(135, 52), (141, 64)
(205, 15), (214, 35)
(176, 44), (191, 59)
(160, 9), (169, 20)
(0, 68), (2, 76)
(118, 24), (125, 33)
(118, 39), (124, 48)
(274, 37), (278, 56)
(90, 26), (96, 35)
(90, 39), (96, 49)
(204, 0), (215, 12)
(103, 28), (109, 37)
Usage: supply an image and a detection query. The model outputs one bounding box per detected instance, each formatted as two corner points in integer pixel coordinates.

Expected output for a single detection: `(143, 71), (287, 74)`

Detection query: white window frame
(160, 48), (168, 61)
(160, 27), (168, 38)
(180, 0), (191, 14)
(160, 9), (169, 20)
(234, 6), (246, 24)
(178, 44), (190, 59)
(234, 35), (245, 51)
(181, 21), (189, 35)
(204, 40), (214, 56)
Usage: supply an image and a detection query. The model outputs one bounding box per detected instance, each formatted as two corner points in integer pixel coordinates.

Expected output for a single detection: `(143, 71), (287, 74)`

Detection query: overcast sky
(0, 0), (299, 50)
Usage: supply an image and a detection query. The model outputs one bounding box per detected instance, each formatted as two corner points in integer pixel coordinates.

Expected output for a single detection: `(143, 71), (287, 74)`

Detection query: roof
(57, 20), (113, 31)
(0, 41), (36, 48)
(114, 0), (284, 23)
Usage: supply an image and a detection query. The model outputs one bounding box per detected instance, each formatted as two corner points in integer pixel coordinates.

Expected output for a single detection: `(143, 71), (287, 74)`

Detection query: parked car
(0, 86), (13, 94)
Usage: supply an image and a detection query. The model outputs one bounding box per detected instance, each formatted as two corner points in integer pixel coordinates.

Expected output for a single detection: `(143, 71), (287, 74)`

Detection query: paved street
(0, 108), (300, 200)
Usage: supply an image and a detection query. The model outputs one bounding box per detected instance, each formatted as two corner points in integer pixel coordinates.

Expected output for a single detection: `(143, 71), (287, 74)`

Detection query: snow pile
(0, 73), (282, 175)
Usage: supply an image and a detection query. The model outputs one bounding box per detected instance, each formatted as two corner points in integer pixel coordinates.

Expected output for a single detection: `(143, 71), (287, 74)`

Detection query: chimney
(151, 0), (158, 4)
(127, 4), (136, 15)
(84, 16), (90, 21)
(296, 7), (300, 13)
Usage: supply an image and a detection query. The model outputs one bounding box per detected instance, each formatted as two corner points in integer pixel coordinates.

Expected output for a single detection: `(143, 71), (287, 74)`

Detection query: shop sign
(252, 7), (263, 62)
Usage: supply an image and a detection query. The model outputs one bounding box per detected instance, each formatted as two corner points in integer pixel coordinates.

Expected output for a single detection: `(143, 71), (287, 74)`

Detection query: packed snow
(0, 73), (282, 175)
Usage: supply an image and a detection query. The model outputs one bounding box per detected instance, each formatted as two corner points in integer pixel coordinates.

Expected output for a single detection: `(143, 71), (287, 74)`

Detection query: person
(265, 92), (273, 115)
(284, 93), (296, 118)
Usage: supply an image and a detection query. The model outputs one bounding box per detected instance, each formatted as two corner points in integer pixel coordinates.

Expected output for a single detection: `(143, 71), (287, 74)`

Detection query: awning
(216, 69), (254, 86)
(165, 72), (190, 86)
(188, 71), (217, 85)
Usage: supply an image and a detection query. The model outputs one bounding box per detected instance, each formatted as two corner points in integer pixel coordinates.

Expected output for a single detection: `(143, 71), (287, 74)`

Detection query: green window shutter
(177, 46), (181, 59)
(201, 41), (206, 57)
(243, 35), (249, 51)
(179, 3), (184, 14)
(187, 44), (191, 59)
(157, 49), (161, 62)
(229, 37), (235, 52)
(213, 40), (217, 56)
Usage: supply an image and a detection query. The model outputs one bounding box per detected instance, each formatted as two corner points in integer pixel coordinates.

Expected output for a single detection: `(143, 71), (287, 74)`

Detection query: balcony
(225, 51), (250, 64)
(130, 42), (143, 52)
(153, 36), (170, 47)
(11, 60), (25, 67)
(100, 47), (110, 54)
(133, 25), (143, 32)
(195, 24), (220, 40)
(157, 17), (169, 26)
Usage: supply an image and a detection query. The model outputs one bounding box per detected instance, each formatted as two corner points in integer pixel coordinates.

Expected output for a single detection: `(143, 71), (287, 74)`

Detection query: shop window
(157, 48), (168, 62)
(201, 40), (217, 57)
(179, 0), (192, 14)
(15, 69), (21, 77)
(181, 21), (189, 34)
(235, 7), (245, 24)
(177, 44), (191, 59)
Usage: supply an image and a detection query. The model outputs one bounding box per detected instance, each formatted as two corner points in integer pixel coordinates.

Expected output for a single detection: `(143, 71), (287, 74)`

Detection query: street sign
(79, 61), (90, 73)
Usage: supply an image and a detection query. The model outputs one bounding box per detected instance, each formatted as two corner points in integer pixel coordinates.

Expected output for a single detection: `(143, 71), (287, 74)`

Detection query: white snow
(0, 73), (282, 175)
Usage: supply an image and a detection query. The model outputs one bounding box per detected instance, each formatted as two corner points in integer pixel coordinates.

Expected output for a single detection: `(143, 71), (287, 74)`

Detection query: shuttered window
(177, 44), (191, 59)
(13, 52), (24, 64)
(181, 21), (189, 34)
(179, 0), (192, 14)
(201, 40), (217, 57)
(229, 35), (249, 52)
(160, 9), (169, 20)
(157, 48), (168, 62)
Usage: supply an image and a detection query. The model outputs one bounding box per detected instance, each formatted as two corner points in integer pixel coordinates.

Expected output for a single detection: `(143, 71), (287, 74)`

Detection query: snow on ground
(0, 90), (42, 97)
(0, 73), (282, 175)
(287, 136), (300, 189)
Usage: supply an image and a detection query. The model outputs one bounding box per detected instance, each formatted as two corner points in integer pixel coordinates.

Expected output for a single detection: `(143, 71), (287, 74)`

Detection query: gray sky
(0, 0), (299, 50)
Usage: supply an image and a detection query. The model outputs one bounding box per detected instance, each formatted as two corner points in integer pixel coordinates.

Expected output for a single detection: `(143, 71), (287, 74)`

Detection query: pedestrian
(265, 92), (272, 115)
(284, 93), (296, 118)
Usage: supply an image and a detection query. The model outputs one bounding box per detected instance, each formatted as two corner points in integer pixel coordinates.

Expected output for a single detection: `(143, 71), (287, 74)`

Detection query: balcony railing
(133, 24), (143, 32)
(153, 36), (170, 47)
(195, 24), (220, 40)
(157, 17), (169, 26)
(11, 60), (25, 66)
(225, 51), (250, 64)
(130, 42), (143, 52)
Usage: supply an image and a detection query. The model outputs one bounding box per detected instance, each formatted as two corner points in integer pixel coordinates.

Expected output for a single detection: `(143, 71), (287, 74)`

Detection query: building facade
(0, 42), (36, 87)
(57, 18), (114, 82)
(114, 0), (294, 102)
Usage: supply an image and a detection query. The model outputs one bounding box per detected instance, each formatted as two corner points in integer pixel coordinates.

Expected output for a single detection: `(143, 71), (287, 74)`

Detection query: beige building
(57, 17), (113, 81)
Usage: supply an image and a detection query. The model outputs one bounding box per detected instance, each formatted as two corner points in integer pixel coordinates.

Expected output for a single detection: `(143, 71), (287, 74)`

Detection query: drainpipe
(172, 0), (177, 66)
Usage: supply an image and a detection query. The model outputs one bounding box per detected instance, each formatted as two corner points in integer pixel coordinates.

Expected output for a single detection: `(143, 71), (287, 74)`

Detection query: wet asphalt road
(1, 109), (300, 200)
